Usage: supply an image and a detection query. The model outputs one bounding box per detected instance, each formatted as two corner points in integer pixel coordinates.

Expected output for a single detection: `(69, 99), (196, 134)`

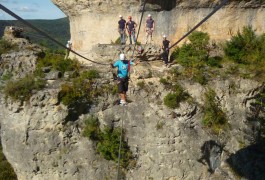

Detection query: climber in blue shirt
(111, 54), (139, 105)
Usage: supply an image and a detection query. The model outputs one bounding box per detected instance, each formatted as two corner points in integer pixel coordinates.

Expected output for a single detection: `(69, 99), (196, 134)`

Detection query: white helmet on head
(148, 14), (151, 17)
(120, 53), (125, 60)
(119, 15), (122, 18)
(163, 35), (167, 38)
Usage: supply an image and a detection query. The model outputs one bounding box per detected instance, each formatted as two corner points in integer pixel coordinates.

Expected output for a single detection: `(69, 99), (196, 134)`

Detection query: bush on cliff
(202, 89), (228, 134)
(35, 52), (80, 77)
(97, 127), (133, 168)
(225, 26), (260, 64)
(172, 31), (210, 66)
(83, 116), (101, 141)
(0, 144), (17, 180)
(171, 31), (219, 85)
(83, 117), (133, 169)
(59, 70), (100, 106)
(4, 75), (46, 102)
(224, 26), (265, 80)
(0, 39), (17, 55)
(164, 83), (190, 109)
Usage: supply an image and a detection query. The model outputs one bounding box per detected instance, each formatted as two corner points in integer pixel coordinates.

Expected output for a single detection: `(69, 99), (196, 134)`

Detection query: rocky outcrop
(52, 0), (265, 63)
(1, 62), (264, 179)
(1, 28), (265, 179)
(0, 27), (42, 80)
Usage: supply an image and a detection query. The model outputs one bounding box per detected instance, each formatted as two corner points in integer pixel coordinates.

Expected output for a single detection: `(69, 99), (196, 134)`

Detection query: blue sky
(0, 0), (66, 20)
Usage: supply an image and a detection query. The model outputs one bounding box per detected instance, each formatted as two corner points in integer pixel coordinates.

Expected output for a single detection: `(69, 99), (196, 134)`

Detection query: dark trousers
(162, 50), (169, 65)
(117, 77), (129, 93)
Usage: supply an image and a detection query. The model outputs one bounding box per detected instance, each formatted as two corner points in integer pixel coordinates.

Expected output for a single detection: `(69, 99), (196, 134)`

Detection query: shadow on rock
(146, 0), (176, 11)
(227, 143), (265, 180)
(64, 100), (91, 123)
(198, 140), (223, 173)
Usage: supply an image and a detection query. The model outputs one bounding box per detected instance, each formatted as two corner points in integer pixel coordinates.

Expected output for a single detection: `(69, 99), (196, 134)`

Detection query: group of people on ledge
(118, 14), (170, 65)
(118, 14), (155, 45)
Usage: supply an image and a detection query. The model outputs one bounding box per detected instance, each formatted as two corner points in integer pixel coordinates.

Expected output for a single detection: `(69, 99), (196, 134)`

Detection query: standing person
(161, 35), (170, 67)
(126, 16), (137, 45)
(145, 14), (155, 44)
(65, 40), (72, 59)
(111, 54), (140, 106)
(118, 15), (126, 45)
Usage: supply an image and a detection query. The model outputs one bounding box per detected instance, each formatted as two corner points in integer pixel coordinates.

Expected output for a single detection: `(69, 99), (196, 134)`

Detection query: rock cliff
(52, 0), (265, 62)
(0, 28), (265, 179)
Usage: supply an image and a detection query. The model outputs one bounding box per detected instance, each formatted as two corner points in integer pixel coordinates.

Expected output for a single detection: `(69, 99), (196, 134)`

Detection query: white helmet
(119, 15), (122, 18)
(163, 35), (167, 38)
(120, 54), (125, 60)
(148, 14), (151, 17)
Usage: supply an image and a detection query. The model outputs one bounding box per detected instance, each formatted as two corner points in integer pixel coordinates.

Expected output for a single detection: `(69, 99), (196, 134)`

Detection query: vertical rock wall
(52, 0), (265, 62)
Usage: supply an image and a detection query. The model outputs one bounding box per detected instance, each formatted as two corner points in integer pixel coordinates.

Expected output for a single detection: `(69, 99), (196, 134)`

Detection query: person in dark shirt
(126, 16), (138, 45)
(145, 14), (155, 44)
(161, 35), (170, 66)
(118, 15), (126, 45)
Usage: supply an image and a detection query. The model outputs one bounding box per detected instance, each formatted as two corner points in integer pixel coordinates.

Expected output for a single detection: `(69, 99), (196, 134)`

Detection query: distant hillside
(0, 18), (70, 50)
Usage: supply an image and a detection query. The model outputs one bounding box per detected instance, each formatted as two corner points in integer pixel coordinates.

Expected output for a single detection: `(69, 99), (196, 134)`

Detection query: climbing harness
(0, 4), (109, 66)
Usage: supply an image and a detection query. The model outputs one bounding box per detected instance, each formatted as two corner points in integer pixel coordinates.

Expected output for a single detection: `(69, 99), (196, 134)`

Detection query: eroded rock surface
(1, 28), (265, 180)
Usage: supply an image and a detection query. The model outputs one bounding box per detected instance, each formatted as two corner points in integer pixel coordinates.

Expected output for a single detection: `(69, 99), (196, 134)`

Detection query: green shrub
(82, 117), (133, 168)
(193, 68), (208, 85)
(159, 77), (174, 89)
(159, 78), (170, 85)
(163, 83), (189, 109)
(35, 52), (80, 77)
(156, 121), (165, 130)
(83, 117), (101, 141)
(111, 85), (118, 95)
(164, 93), (179, 109)
(4, 75), (46, 102)
(137, 81), (145, 89)
(0, 144), (17, 180)
(1, 72), (13, 81)
(0, 39), (17, 55)
(80, 70), (99, 80)
(173, 31), (210, 67)
(224, 26), (265, 80)
(59, 70), (100, 106)
(97, 127), (133, 168)
(202, 89), (228, 134)
(206, 56), (223, 68)
(224, 26), (261, 64)
(171, 31), (212, 85)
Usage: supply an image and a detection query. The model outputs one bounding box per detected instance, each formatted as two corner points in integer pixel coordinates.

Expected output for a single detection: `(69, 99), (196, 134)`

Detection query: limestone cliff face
(52, 0), (265, 60)
(1, 33), (265, 179)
